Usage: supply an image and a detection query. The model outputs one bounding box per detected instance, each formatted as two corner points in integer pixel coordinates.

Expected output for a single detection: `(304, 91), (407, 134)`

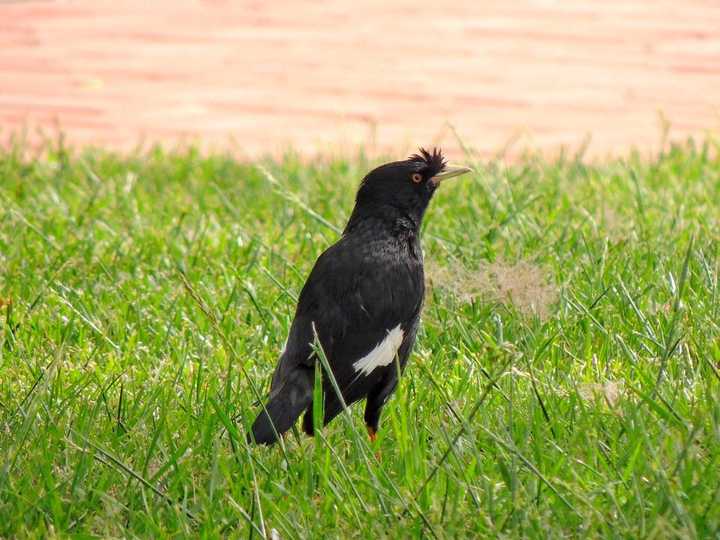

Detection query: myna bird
(249, 148), (471, 445)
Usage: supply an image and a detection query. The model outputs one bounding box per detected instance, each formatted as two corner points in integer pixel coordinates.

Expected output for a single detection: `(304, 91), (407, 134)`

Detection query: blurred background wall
(2, 0), (718, 160)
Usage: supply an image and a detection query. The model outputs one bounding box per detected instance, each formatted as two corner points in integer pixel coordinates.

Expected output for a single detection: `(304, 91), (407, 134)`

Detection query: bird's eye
(411, 173), (423, 183)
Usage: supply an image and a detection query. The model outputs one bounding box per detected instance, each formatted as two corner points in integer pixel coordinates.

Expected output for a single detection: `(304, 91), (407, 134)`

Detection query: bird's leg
(364, 392), (384, 444)
(366, 425), (382, 461)
(302, 407), (315, 437)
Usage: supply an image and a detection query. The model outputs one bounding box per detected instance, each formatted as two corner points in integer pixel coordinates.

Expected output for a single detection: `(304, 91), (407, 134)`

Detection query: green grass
(1, 138), (720, 538)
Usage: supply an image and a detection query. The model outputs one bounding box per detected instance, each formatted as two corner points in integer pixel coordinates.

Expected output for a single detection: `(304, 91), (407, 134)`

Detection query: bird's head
(347, 148), (471, 232)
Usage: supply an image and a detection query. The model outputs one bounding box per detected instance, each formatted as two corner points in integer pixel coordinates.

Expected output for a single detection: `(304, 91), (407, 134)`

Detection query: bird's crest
(408, 147), (447, 177)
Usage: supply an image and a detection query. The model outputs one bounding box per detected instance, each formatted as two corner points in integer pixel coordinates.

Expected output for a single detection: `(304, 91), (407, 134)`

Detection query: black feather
(249, 368), (313, 444)
(248, 147), (464, 445)
(408, 147), (447, 178)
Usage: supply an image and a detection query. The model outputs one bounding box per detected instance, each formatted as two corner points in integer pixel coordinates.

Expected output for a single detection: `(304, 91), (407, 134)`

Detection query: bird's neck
(344, 204), (423, 237)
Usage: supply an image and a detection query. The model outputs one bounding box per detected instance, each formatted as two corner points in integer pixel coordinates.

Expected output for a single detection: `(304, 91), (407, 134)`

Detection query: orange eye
(411, 173), (423, 183)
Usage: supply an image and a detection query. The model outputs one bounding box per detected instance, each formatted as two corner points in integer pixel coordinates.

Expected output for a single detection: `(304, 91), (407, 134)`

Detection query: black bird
(249, 148), (471, 445)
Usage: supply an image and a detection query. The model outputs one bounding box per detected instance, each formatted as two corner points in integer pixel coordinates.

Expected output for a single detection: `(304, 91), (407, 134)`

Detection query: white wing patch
(352, 324), (404, 376)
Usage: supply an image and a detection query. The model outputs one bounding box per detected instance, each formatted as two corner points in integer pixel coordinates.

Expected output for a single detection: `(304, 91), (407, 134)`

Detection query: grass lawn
(1, 139), (719, 538)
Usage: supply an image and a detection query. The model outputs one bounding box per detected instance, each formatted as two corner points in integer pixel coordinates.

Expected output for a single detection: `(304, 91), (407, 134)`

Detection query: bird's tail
(249, 369), (313, 445)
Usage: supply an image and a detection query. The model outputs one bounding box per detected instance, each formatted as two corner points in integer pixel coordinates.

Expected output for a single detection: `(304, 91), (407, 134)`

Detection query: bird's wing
(269, 236), (423, 394)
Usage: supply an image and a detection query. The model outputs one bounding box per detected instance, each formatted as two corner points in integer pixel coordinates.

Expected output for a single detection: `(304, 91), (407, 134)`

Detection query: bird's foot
(367, 426), (377, 443)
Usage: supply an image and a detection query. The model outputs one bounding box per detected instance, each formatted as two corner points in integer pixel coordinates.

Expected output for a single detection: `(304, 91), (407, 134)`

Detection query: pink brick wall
(1, 0), (718, 159)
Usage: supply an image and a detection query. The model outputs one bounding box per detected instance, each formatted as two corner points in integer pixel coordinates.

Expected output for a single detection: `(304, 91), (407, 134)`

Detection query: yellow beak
(430, 165), (473, 185)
